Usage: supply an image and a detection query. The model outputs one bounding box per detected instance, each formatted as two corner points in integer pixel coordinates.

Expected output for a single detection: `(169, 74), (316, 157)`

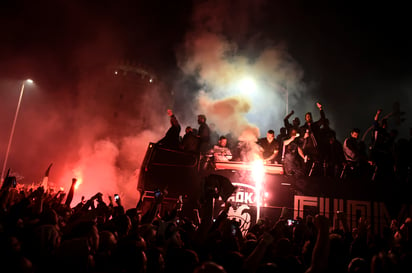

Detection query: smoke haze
(0, 1), (173, 208)
(177, 0), (305, 138)
(1, 0), (411, 208)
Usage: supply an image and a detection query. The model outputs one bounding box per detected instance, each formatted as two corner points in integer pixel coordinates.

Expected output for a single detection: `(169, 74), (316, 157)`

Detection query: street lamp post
(282, 83), (289, 116)
(1, 79), (33, 182)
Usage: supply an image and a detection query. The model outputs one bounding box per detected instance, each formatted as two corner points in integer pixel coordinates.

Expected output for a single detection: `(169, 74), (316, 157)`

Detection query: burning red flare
(252, 159), (264, 222)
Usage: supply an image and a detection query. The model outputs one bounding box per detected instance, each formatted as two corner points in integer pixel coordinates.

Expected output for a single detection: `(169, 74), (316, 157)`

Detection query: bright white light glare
(149, 78), (153, 83)
(26, 79), (33, 84)
(114, 71), (118, 75)
(239, 77), (257, 94)
(264, 192), (269, 198)
(252, 160), (265, 188)
(72, 169), (83, 190)
(252, 160), (265, 223)
(74, 178), (82, 190)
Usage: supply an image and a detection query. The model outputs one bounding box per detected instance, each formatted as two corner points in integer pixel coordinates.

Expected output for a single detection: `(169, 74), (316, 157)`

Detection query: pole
(1, 83), (26, 182)
(285, 82), (288, 116)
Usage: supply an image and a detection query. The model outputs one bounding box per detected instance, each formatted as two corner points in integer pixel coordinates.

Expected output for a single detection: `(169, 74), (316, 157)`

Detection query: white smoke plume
(177, 0), (306, 139)
(0, 0), (311, 210)
(0, 2), (171, 209)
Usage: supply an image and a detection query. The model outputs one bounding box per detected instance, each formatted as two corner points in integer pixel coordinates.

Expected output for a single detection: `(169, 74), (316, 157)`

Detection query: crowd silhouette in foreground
(1, 174), (412, 273)
(0, 103), (410, 272)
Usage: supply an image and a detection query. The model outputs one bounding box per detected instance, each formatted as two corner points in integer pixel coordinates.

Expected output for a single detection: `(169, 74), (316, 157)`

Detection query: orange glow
(72, 168), (83, 191)
(74, 178), (82, 190)
(56, 159), (140, 209)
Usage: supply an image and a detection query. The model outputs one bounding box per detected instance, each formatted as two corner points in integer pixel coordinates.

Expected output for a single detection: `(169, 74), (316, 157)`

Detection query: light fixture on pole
(0, 79), (34, 183)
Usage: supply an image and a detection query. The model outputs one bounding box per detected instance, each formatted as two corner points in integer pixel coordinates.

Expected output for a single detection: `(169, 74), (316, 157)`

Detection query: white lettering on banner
(227, 192), (255, 204)
(236, 192), (244, 203)
(293, 195), (412, 235)
(227, 205), (252, 236)
(375, 202), (389, 235)
(347, 200), (371, 230)
(227, 183), (257, 205)
(334, 199), (344, 214)
(294, 195), (318, 219)
(319, 197), (330, 218)
(244, 192), (254, 204)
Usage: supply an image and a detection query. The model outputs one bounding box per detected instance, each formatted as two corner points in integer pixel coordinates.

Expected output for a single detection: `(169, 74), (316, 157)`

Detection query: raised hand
(314, 214), (330, 232)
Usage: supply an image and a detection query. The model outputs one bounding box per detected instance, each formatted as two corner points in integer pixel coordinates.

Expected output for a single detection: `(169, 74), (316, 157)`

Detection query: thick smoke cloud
(176, 0), (306, 139)
(52, 56), (169, 208)
(0, 0), (309, 209)
(197, 93), (259, 139)
(0, 2), (170, 208)
(2, 1), (409, 209)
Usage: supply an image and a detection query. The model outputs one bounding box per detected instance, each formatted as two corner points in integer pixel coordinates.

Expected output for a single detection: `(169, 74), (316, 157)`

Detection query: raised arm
(316, 102), (326, 123)
(374, 109), (382, 122)
(65, 178), (77, 207)
(243, 231), (275, 272)
(284, 110), (295, 127)
(305, 215), (330, 273)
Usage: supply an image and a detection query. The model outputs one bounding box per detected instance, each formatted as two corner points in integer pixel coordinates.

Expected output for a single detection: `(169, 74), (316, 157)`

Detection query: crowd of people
(157, 104), (412, 182)
(0, 104), (411, 273)
(1, 174), (412, 273)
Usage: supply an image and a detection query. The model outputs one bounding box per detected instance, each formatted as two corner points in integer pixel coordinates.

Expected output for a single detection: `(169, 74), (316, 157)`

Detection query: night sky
(0, 0), (411, 205)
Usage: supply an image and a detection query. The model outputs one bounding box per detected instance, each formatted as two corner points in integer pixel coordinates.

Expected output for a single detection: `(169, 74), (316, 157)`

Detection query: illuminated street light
(0, 79), (34, 183)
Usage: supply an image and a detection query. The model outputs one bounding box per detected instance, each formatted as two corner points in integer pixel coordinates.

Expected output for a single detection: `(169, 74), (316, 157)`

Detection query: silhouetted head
(198, 114), (206, 124)
(293, 117), (300, 127)
(348, 257), (368, 273)
(267, 130), (275, 142)
(350, 128), (360, 139)
(194, 262), (226, 273)
(170, 115), (178, 126)
(218, 136), (227, 147)
(305, 112), (312, 123)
